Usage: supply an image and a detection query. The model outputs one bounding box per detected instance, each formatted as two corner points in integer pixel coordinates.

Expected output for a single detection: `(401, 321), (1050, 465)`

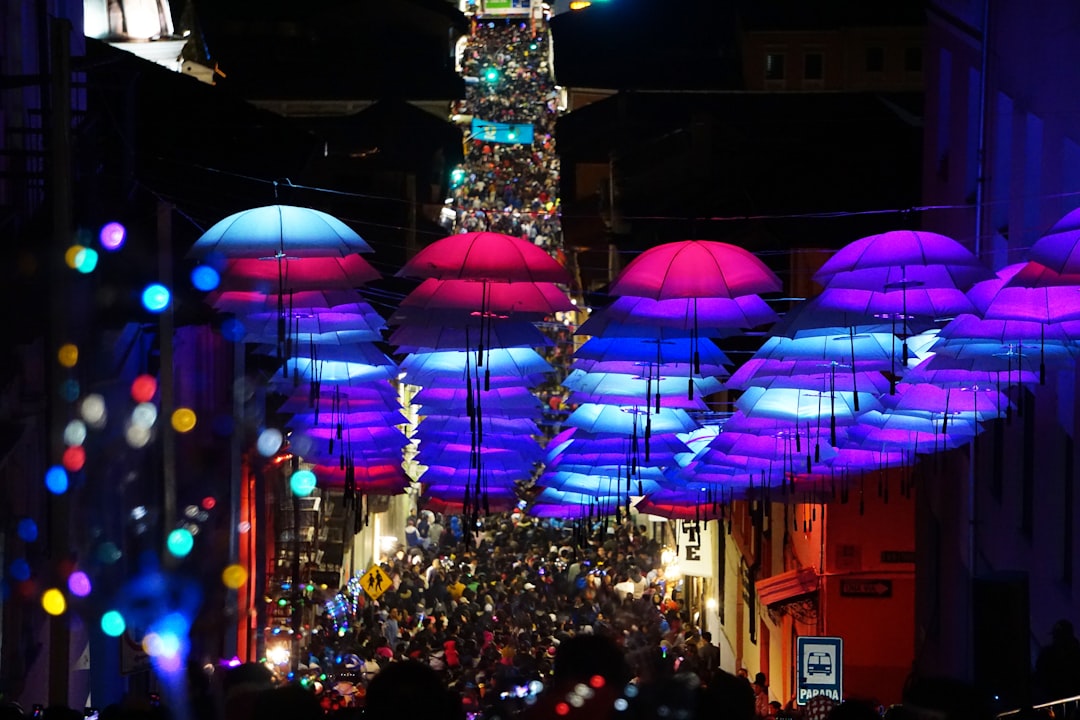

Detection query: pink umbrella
(400, 277), (574, 314)
(610, 240), (781, 300)
(397, 231), (569, 283)
(211, 289), (371, 314)
(215, 254), (380, 291)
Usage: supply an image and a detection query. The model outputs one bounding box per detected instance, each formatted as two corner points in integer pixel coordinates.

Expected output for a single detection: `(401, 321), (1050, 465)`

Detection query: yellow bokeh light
(171, 407), (197, 433)
(64, 245), (84, 270)
(42, 588), (67, 616)
(222, 564), (248, 589)
(58, 344), (79, 368)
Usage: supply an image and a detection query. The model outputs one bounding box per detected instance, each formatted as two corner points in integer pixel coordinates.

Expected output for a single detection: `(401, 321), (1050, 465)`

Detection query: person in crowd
(1034, 618), (1080, 702)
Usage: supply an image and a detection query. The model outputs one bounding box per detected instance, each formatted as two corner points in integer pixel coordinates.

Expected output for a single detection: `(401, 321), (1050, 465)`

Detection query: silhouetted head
(365, 661), (462, 720)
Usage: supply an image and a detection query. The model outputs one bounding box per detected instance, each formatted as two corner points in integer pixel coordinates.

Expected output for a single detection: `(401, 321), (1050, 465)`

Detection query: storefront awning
(755, 567), (820, 607)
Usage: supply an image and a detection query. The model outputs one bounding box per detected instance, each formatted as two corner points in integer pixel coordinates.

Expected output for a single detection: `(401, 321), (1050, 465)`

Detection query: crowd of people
(445, 19), (563, 256)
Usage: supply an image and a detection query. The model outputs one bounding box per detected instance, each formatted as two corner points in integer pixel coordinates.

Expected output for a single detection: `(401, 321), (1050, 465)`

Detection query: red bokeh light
(130, 374), (158, 403)
(555, 703), (570, 716)
(201, 496), (216, 510)
(62, 446), (86, 472)
(589, 675), (605, 689)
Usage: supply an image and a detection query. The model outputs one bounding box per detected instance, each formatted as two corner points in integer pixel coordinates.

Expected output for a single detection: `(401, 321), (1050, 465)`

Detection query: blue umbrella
(189, 205), (372, 258)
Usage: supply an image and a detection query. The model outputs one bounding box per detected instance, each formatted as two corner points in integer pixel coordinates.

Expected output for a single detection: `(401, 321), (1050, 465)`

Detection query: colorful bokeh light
(58, 343), (79, 368)
(290, 469), (317, 497)
(68, 571), (92, 597)
(166, 528), (194, 558)
(63, 419), (87, 447)
(171, 408), (197, 433)
(191, 265), (220, 292)
(131, 375), (158, 403)
(16, 518), (38, 542)
(101, 610), (126, 637)
(64, 245), (85, 270)
(45, 466), (68, 494)
(141, 283), (171, 312)
(99, 222), (126, 250)
(62, 445), (86, 472)
(222, 564), (248, 589)
(74, 247), (99, 273)
(256, 428), (283, 457)
(42, 588), (66, 616)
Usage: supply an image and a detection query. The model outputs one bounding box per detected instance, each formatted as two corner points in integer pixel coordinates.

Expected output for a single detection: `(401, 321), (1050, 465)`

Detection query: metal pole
(158, 202), (176, 548)
(47, 16), (73, 708)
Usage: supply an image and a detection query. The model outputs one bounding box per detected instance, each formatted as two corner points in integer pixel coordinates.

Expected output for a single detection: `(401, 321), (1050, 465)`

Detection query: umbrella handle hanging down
(848, 326), (861, 408)
(1040, 325), (1046, 385)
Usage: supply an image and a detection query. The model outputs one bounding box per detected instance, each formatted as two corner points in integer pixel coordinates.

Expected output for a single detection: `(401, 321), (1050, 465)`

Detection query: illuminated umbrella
(390, 321), (551, 351)
(400, 278), (575, 314)
(611, 240), (781, 300)
(286, 408), (407, 430)
(412, 386), (542, 414)
(397, 231), (569, 283)
(562, 369), (724, 404)
(903, 355), (1040, 388)
(814, 230), (988, 287)
(416, 415), (540, 437)
(566, 404), (698, 435)
(883, 383), (1009, 423)
(212, 289), (373, 314)
(583, 295), (778, 335)
(575, 336), (731, 367)
(1028, 207), (1080, 274)
(545, 428), (692, 462)
(970, 264), (1080, 323)
(736, 386), (879, 446)
(400, 348), (552, 386)
(215, 254), (380, 291)
(189, 205), (373, 259)
(270, 357), (397, 387)
(727, 358), (892, 395)
(539, 472), (666, 497)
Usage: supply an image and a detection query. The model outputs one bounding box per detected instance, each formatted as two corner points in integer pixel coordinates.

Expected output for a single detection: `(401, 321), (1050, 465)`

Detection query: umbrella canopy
(412, 386), (542, 413)
(400, 278), (574, 314)
(610, 240), (782, 299)
(968, 263), (1080, 323)
(1028, 207), (1080, 274)
(754, 333), (901, 368)
(814, 230), (987, 287)
(562, 369), (724, 401)
(727, 358), (893, 395)
(594, 295), (778, 332)
(277, 384), (400, 414)
(939, 313), (1080, 344)
(575, 336), (732, 367)
(286, 408), (408, 430)
(211, 289), (373, 314)
(398, 231), (569, 283)
(884, 383), (1010, 421)
(400, 348), (553, 384)
(270, 357), (397, 386)
(735, 386), (881, 424)
(390, 320), (551, 351)
(189, 205), (372, 258)
(214, 254), (380, 291)
(539, 472), (666, 497)
(243, 311), (386, 339)
(565, 404), (699, 435)
(903, 355), (1040, 387)
(816, 286), (976, 318)
(416, 415), (541, 436)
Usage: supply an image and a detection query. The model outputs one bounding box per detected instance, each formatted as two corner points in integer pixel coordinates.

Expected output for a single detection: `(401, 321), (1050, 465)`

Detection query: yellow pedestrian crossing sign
(359, 565), (391, 600)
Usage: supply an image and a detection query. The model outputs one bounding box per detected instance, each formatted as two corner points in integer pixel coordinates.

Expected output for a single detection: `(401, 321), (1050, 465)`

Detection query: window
(765, 52), (785, 81)
(905, 46), (922, 72)
(865, 46), (884, 72)
(804, 52), (823, 80)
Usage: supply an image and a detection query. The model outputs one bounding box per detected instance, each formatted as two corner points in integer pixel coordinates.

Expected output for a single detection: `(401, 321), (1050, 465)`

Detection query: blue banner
(471, 118), (534, 145)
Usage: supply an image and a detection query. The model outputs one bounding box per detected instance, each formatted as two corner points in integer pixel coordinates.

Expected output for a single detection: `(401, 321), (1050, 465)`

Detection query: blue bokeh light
(45, 466), (69, 494)
(141, 284), (171, 313)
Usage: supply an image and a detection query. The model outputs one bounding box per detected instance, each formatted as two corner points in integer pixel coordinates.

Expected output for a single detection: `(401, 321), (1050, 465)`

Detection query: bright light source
(99, 222), (127, 250)
(141, 283), (171, 312)
(266, 645), (290, 665)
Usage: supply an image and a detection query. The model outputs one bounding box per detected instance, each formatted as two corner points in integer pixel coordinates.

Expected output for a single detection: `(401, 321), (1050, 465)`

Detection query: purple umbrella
(596, 295), (778, 332)
(813, 230), (988, 288)
(1028, 207), (1080, 274)
(970, 264), (1080, 324)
